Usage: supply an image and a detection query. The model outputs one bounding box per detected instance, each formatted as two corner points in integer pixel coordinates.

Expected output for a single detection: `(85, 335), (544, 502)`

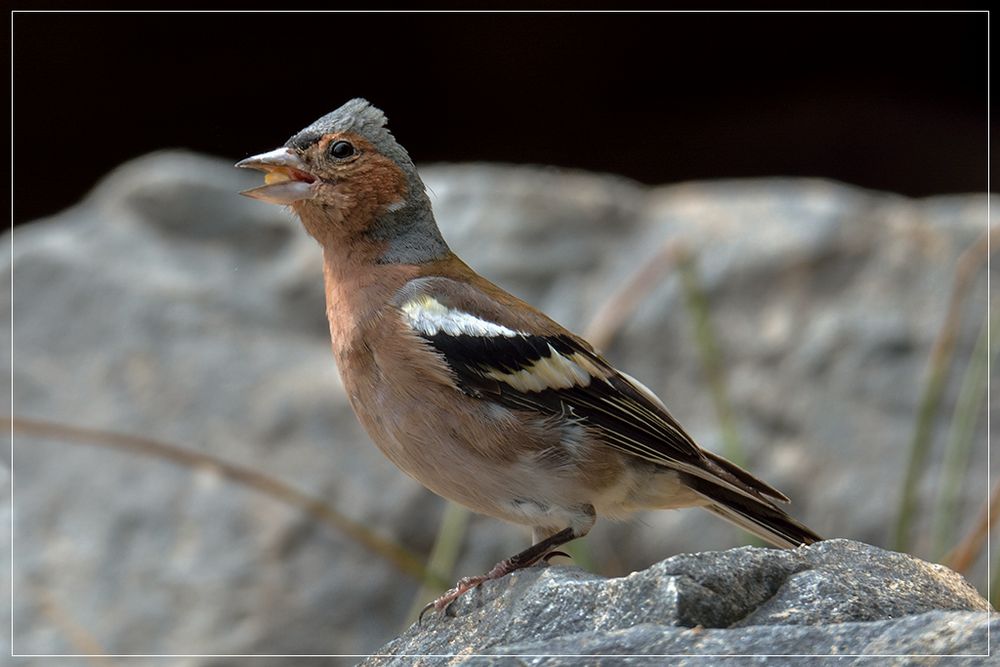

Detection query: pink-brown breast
(318, 250), (703, 527)
(320, 255), (590, 523)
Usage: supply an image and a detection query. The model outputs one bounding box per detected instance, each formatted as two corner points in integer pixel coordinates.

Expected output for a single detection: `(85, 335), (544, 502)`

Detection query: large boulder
(368, 540), (994, 664)
(2, 151), (992, 658)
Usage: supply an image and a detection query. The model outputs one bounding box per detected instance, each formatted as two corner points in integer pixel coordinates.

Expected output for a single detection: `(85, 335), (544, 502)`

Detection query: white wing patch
(484, 344), (593, 392)
(401, 295), (521, 338)
(400, 295), (597, 393)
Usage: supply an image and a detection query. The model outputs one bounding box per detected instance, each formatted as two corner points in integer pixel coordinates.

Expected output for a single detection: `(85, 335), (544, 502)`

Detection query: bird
(236, 98), (821, 616)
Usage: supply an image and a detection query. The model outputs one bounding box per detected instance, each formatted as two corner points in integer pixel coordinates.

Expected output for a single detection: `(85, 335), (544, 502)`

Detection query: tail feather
(701, 449), (790, 504)
(682, 472), (822, 548)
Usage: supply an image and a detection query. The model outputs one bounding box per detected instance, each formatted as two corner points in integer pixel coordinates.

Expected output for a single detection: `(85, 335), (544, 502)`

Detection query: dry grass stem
(35, 586), (111, 664)
(893, 226), (999, 552)
(4, 416), (443, 588)
(942, 479), (1000, 574)
(932, 305), (997, 557)
(583, 238), (685, 351)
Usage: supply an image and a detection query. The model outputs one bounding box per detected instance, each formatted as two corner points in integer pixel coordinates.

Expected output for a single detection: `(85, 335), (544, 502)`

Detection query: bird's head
(237, 98), (447, 262)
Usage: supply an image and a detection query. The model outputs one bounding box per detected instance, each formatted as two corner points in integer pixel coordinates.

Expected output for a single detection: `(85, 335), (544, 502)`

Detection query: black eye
(329, 140), (356, 159)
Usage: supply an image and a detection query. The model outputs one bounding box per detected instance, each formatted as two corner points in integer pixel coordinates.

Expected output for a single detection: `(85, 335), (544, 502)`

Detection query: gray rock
(2, 151), (994, 659)
(367, 540), (994, 665)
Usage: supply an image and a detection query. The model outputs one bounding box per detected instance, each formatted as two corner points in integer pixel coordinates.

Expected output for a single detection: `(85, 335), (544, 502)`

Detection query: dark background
(12, 11), (991, 225)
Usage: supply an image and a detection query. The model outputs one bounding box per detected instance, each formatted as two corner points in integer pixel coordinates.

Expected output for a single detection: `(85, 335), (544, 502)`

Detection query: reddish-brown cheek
(340, 155), (410, 214)
(316, 133), (410, 212)
(370, 155), (410, 204)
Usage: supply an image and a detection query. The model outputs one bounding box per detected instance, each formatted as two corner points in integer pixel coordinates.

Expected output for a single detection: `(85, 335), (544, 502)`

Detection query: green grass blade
(404, 501), (470, 624)
(677, 251), (744, 468)
(932, 307), (998, 558)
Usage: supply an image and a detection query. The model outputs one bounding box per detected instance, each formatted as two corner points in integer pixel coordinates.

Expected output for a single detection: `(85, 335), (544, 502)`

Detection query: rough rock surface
(368, 540), (994, 664)
(2, 151), (994, 659)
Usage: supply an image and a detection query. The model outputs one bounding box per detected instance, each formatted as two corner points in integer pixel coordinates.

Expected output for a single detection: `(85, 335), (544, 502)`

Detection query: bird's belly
(350, 381), (596, 527)
(621, 467), (706, 511)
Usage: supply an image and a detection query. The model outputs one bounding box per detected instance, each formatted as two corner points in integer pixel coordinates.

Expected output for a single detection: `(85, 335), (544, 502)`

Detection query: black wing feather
(422, 330), (707, 468)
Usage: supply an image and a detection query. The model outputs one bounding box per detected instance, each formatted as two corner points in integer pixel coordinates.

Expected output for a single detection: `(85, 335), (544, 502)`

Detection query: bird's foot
(418, 526), (579, 624)
(419, 557), (519, 624)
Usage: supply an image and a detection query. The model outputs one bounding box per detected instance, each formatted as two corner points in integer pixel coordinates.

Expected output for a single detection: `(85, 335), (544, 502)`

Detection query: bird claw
(542, 550), (571, 562)
(417, 600), (438, 625)
(418, 574), (490, 624)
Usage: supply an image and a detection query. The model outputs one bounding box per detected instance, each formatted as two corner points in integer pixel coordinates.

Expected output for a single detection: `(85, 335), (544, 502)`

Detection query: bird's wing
(392, 276), (789, 505)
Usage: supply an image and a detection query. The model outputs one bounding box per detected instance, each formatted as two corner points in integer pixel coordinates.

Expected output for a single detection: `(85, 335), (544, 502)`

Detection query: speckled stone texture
(367, 540), (994, 665)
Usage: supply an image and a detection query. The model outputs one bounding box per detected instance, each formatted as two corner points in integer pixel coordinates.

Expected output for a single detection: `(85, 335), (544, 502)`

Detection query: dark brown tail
(681, 472), (822, 548)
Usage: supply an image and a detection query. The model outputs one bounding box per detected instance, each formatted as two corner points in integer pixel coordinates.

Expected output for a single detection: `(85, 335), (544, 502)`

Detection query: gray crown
(284, 98), (413, 170)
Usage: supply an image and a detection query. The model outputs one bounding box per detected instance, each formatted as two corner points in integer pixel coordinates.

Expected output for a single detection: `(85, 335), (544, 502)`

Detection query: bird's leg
(531, 526), (579, 563)
(532, 525), (571, 563)
(420, 526), (577, 622)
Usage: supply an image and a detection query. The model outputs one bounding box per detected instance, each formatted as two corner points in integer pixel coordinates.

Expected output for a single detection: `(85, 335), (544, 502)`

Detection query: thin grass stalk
(893, 228), (997, 552)
(677, 251), (744, 467)
(404, 501), (470, 624)
(676, 251), (766, 547)
(563, 538), (598, 574)
(932, 306), (998, 558)
(583, 239), (685, 351)
(5, 416), (445, 589)
(35, 586), (112, 664)
(943, 479), (1000, 574)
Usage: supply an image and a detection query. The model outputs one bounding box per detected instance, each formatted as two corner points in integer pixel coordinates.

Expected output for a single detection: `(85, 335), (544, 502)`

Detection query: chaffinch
(236, 98), (821, 615)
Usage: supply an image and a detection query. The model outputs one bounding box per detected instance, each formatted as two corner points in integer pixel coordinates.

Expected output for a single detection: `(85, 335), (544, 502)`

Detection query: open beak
(235, 148), (318, 204)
